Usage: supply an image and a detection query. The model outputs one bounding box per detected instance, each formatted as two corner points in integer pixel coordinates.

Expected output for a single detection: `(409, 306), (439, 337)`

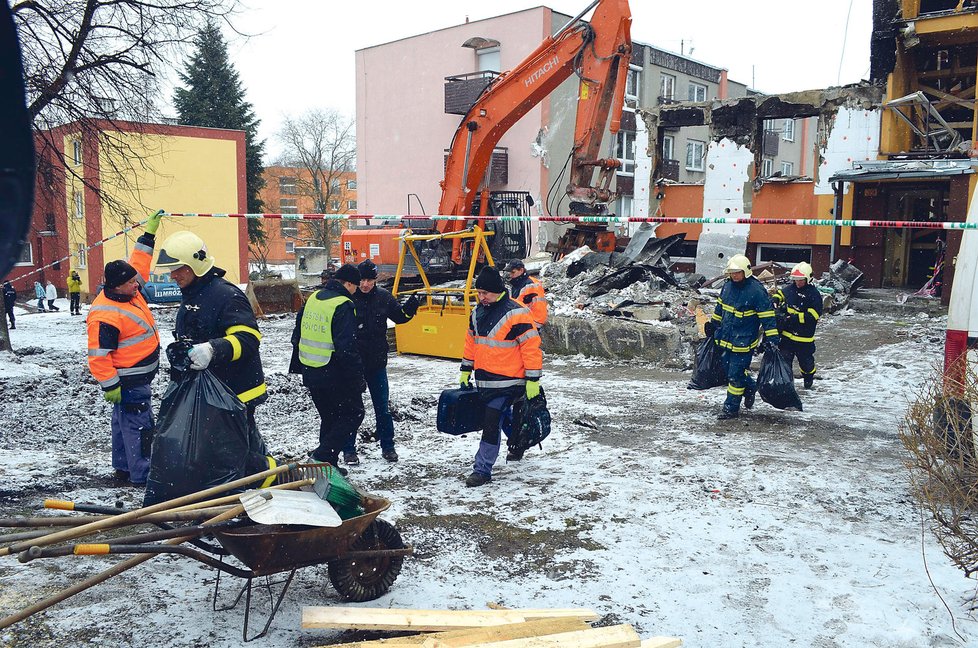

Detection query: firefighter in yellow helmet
(704, 254), (780, 419)
(772, 261), (822, 389)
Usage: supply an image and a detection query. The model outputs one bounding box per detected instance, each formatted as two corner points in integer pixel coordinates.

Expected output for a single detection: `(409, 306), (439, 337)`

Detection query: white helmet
(724, 254), (752, 278)
(790, 261), (813, 282)
(155, 231), (215, 277)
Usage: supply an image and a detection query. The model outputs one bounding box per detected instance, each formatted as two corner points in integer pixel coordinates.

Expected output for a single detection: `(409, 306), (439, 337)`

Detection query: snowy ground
(1, 297), (977, 647)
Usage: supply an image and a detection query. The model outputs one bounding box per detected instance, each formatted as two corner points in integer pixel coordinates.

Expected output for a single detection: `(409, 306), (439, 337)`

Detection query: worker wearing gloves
(342, 260), (421, 465)
(86, 210), (163, 484)
(773, 261), (823, 389)
(290, 264), (366, 473)
(155, 230), (274, 477)
(505, 259), (548, 327)
(705, 254), (779, 420)
(460, 266), (543, 487)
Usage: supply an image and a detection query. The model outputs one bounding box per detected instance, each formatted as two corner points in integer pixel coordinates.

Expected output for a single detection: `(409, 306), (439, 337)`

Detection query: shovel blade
(239, 490), (343, 527)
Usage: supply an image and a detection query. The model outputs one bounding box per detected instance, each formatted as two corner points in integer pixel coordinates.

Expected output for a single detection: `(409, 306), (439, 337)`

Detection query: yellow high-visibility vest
(298, 294), (351, 367)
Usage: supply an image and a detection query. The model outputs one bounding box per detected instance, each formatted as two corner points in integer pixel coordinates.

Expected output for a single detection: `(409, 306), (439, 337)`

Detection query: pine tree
(174, 21), (266, 246)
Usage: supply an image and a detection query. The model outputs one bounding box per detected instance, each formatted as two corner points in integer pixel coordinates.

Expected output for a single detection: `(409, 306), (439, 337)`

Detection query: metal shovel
(239, 489), (342, 527)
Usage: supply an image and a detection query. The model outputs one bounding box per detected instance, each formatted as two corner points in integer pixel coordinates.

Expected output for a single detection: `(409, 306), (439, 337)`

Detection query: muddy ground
(0, 299), (975, 647)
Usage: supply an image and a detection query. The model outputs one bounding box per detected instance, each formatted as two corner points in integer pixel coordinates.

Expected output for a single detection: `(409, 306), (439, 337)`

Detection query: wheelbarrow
(11, 467), (413, 641)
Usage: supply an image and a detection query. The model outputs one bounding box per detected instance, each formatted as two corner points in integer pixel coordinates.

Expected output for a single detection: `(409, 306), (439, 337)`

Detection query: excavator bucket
(246, 279), (304, 316)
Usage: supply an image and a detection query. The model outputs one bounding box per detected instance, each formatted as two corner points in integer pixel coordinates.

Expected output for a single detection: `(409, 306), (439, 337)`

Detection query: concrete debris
(814, 259), (864, 313)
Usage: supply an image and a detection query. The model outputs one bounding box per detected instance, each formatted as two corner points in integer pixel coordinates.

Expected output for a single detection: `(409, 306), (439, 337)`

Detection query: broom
(310, 464), (363, 520)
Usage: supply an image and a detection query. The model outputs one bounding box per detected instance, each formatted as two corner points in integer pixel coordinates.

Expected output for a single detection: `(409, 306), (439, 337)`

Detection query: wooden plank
(313, 618), (593, 648)
(460, 624), (640, 648)
(302, 607), (598, 632)
(639, 639), (682, 648)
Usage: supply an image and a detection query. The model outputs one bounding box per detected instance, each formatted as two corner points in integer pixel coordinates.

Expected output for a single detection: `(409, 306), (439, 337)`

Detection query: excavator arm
(437, 0), (632, 262)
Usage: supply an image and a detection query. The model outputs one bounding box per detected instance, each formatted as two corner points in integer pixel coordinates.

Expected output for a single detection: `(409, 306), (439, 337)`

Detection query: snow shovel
(239, 489), (342, 527)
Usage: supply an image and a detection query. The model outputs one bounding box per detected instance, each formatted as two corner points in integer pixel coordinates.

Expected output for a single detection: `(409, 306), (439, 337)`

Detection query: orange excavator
(438, 0), (632, 265)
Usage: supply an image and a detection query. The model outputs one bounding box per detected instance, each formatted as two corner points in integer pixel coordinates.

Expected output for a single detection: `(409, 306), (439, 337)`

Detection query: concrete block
(540, 315), (682, 363)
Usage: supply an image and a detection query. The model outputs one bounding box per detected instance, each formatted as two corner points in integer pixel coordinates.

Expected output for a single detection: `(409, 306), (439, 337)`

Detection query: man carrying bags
(773, 261), (823, 389)
(460, 266), (543, 487)
(86, 210), (163, 485)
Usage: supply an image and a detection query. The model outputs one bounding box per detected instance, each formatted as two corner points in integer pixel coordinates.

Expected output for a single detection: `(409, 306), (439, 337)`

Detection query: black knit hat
(357, 259), (378, 280)
(334, 263), (361, 284)
(475, 266), (505, 293)
(104, 260), (137, 289)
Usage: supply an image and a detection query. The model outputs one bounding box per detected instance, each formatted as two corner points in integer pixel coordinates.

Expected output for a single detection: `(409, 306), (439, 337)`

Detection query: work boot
(382, 449), (399, 462)
(803, 375), (814, 390)
(743, 387), (756, 410)
(506, 447), (524, 462)
(343, 451), (360, 466)
(717, 408), (739, 420)
(112, 469), (130, 482)
(465, 472), (491, 487)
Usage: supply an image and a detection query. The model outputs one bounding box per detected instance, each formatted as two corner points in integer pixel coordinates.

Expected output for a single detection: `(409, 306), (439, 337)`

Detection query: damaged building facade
(644, 0), (978, 302)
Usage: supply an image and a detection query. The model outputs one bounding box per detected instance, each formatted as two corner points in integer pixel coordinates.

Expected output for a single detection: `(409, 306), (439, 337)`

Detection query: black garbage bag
(143, 367), (268, 506)
(687, 335), (727, 390)
(757, 347), (804, 411)
(506, 389), (552, 455)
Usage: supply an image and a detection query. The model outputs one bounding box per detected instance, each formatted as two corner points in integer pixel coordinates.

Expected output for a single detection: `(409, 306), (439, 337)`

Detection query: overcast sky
(217, 0), (873, 157)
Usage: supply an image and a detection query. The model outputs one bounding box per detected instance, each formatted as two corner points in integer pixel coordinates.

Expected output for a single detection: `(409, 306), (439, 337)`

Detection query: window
(756, 244), (812, 265)
(783, 119), (795, 142)
(279, 221), (298, 236)
(44, 213), (56, 233)
(347, 200), (357, 210)
(477, 46), (500, 73)
(72, 140), (82, 166)
(762, 119), (777, 133)
(73, 191), (84, 219)
(329, 200), (340, 211)
(688, 82), (707, 102)
(615, 131), (636, 174)
(625, 65), (641, 110)
(659, 73), (675, 101)
(279, 176), (297, 195)
(663, 135), (675, 161)
(616, 194), (633, 218)
(686, 140), (705, 171)
(781, 161), (794, 176)
(330, 179), (341, 192)
(16, 243), (32, 265)
(285, 241), (295, 254)
(279, 198), (298, 214)
(347, 179), (357, 190)
(76, 244), (87, 268)
(761, 158), (774, 177)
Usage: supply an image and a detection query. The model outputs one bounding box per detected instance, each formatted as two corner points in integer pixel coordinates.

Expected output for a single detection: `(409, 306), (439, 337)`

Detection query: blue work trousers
(779, 339), (816, 377)
(473, 393), (519, 478)
(722, 350), (756, 414)
(344, 367), (395, 453)
(111, 383), (153, 484)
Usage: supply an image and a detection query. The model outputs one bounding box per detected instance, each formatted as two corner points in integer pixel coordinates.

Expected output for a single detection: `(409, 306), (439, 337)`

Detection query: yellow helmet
(724, 254), (752, 277)
(155, 231), (214, 277)
(790, 261), (813, 281)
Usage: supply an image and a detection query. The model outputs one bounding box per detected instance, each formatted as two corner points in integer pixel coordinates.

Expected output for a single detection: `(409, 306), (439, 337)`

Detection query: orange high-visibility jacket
(86, 234), (160, 391)
(461, 295), (542, 390)
(511, 274), (548, 325)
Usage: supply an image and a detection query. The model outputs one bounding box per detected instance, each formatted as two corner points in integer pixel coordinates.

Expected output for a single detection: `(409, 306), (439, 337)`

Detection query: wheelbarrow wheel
(328, 519), (405, 602)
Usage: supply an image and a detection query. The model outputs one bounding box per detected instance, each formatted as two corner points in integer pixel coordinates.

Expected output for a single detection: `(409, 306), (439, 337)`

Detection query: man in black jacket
(155, 230), (274, 477)
(341, 260), (420, 465)
(290, 263), (366, 472)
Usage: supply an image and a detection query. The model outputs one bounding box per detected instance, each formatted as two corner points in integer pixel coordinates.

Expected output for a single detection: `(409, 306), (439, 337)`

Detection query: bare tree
(276, 109), (356, 259)
(13, 0), (242, 248)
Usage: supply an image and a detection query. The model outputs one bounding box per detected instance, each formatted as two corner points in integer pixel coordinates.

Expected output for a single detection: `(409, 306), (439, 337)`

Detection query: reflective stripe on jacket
(711, 276), (778, 353)
(460, 293), (543, 390)
(510, 274), (548, 325)
(774, 282), (822, 343)
(86, 234), (159, 391)
(299, 293), (352, 367)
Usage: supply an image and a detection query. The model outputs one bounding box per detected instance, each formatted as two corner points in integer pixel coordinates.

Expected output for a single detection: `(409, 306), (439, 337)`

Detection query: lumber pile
(303, 607), (682, 647)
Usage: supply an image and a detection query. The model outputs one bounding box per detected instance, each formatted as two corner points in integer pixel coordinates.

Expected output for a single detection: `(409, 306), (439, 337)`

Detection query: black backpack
(506, 388), (552, 454)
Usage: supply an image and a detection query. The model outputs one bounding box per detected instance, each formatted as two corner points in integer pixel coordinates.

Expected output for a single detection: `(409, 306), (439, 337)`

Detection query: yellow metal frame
(392, 227), (495, 359)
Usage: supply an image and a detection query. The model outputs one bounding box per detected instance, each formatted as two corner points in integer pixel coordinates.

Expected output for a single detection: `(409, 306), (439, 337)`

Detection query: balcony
(657, 96), (679, 106)
(761, 130), (780, 157)
(659, 158), (680, 181)
(444, 147), (508, 186)
(445, 71), (499, 115)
